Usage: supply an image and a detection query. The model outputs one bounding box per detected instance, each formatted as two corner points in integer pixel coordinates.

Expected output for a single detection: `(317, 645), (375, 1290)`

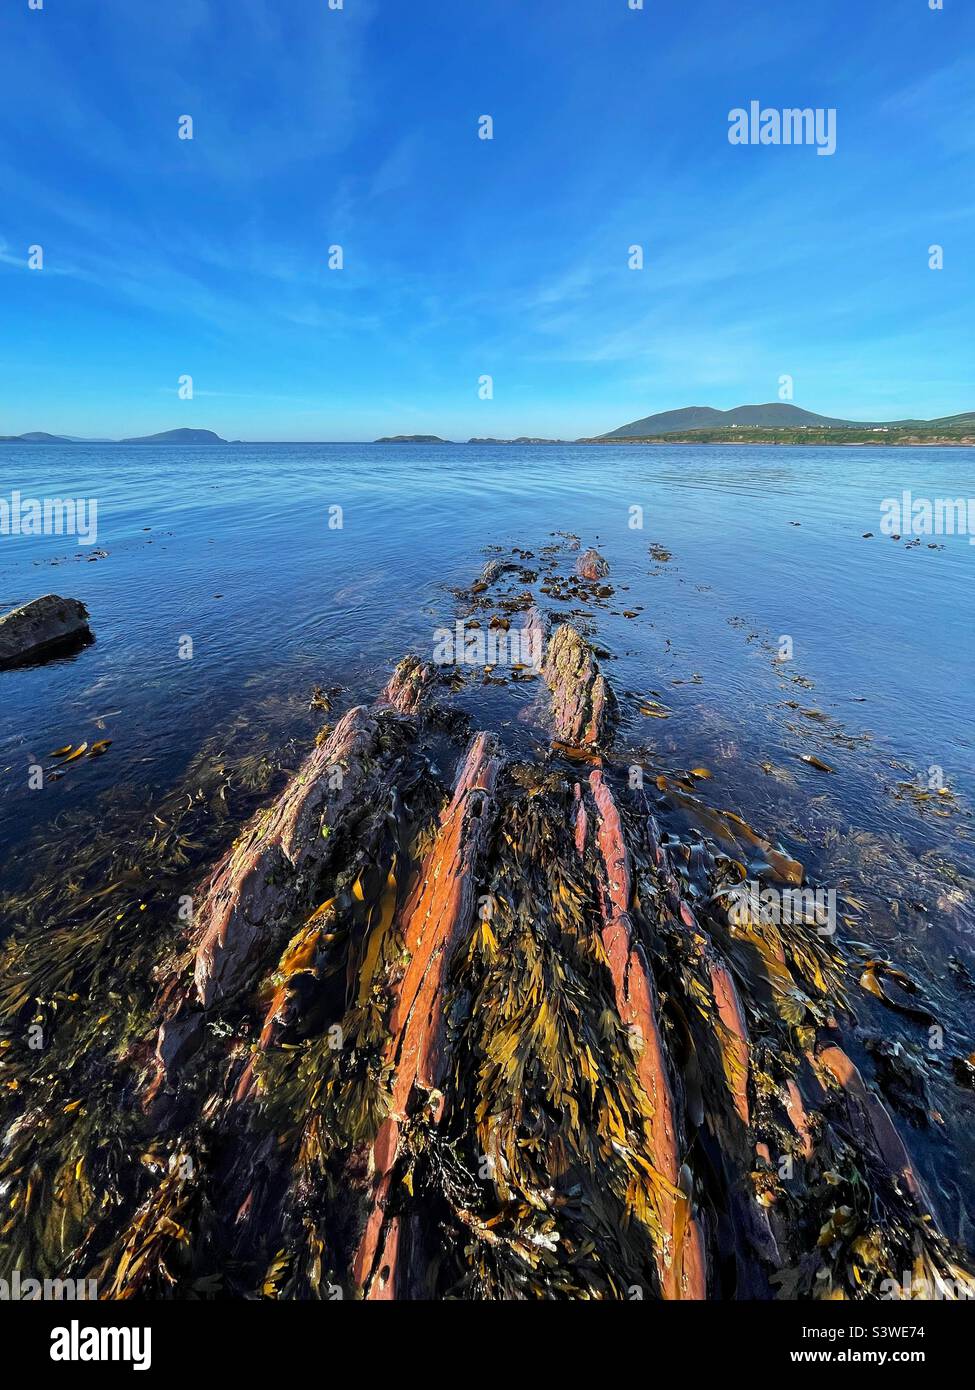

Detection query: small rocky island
(121, 429), (228, 444)
(374, 434), (450, 444)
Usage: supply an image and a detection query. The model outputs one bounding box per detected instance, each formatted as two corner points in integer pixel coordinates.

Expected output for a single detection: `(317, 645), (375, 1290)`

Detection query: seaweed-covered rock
(585, 769), (707, 1299)
(354, 732), (501, 1298)
(380, 654), (438, 714)
(192, 706), (387, 1007)
(0, 594), (92, 669)
(542, 622), (616, 747)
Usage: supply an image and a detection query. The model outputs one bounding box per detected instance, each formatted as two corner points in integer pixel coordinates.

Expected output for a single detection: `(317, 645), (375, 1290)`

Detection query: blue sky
(0, 0), (972, 440)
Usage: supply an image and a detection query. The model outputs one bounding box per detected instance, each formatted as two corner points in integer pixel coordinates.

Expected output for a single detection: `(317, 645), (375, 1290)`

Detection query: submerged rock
(576, 547), (610, 581)
(521, 604), (549, 666)
(477, 557), (519, 587)
(0, 594), (92, 669)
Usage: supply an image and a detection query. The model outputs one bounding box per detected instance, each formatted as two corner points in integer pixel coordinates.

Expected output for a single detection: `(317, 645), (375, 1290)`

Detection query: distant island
(0, 428), (229, 445)
(376, 435), (569, 444)
(122, 428), (228, 445)
(374, 435), (449, 444)
(0, 431), (106, 443)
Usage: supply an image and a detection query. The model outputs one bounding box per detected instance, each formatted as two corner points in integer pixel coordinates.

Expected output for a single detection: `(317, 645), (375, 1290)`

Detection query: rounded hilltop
(374, 434), (450, 443)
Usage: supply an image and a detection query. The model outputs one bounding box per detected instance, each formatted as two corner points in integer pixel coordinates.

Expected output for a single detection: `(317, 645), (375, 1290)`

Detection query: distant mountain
(2, 427), (227, 444)
(601, 403), (856, 438)
(925, 412), (975, 429)
(600, 403), (975, 438)
(120, 428), (228, 444)
(0, 431), (100, 442)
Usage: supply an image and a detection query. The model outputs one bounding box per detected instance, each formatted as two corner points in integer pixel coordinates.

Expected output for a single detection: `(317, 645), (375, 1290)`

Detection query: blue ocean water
(2, 441), (972, 828)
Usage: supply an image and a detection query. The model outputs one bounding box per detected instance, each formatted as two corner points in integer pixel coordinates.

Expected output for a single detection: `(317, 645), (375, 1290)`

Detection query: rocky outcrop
(585, 769), (707, 1299)
(379, 655), (439, 715)
(192, 706), (388, 1008)
(0, 595), (92, 669)
(542, 623), (616, 747)
(353, 733), (501, 1299)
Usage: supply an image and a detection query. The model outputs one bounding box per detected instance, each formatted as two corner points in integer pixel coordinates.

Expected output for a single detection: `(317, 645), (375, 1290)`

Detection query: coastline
(579, 435), (975, 448)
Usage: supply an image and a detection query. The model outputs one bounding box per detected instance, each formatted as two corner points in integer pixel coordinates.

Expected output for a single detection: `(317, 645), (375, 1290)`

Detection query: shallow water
(1, 441), (974, 1241)
(2, 441), (972, 846)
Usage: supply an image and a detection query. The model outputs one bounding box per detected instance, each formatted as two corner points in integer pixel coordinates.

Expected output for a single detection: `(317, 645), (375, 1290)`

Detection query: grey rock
(0, 594), (93, 670)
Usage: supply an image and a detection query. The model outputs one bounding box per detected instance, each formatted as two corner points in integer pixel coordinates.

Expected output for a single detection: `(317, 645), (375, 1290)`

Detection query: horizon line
(4, 399), (973, 446)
